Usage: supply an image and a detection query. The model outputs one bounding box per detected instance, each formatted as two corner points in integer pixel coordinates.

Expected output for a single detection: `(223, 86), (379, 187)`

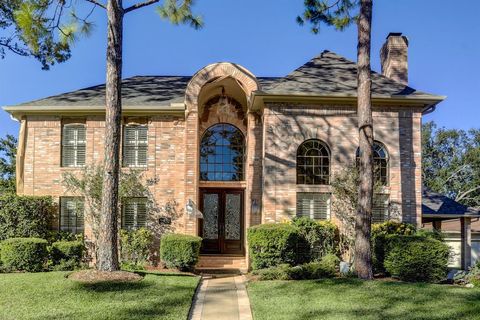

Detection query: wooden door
(199, 189), (244, 255)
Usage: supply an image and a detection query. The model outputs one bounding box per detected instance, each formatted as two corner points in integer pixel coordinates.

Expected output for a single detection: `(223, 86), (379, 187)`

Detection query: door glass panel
(225, 193), (241, 240)
(203, 194), (219, 240)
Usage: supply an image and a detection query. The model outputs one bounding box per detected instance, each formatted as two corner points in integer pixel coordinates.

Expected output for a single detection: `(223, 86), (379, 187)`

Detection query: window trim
(59, 196), (84, 234)
(122, 124), (148, 168)
(61, 123), (86, 168)
(296, 192), (331, 220)
(296, 139), (331, 185)
(122, 197), (148, 230)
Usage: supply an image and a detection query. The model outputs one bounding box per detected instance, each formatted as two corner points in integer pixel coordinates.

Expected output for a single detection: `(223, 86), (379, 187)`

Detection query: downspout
(16, 116), (27, 195)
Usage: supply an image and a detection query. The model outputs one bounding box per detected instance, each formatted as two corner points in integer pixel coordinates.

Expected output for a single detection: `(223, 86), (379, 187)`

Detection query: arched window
(297, 139), (330, 185)
(356, 141), (389, 186)
(200, 123), (245, 181)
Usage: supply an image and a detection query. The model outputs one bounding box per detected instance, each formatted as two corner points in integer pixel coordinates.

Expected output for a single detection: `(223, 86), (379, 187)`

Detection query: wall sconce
(186, 199), (194, 216)
(251, 199), (261, 216)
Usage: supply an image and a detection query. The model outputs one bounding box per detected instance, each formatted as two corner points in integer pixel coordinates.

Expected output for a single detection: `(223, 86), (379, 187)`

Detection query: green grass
(0, 271), (199, 320)
(248, 278), (480, 320)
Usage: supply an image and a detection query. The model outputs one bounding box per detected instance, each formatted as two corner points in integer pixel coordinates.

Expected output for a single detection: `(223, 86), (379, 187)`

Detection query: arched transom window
(356, 141), (389, 186)
(200, 123), (245, 181)
(297, 139), (330, 185)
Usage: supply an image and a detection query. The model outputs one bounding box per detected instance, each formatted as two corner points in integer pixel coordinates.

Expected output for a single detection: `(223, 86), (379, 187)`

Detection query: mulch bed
(68, 270), (143, 283)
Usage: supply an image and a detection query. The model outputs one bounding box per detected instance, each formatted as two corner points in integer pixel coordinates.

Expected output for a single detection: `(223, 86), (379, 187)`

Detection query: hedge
(0, 195), (55, 241)
(120, 228), (153, 270)
(371, 221), (416, 274)
(384, 235), (450, 283)
(50, 241), (84, 270)
(248, 223), (300, 270)
(0, 238), (48, 272)
(292, 217), (338, 263)
(160, 234), (202, 271)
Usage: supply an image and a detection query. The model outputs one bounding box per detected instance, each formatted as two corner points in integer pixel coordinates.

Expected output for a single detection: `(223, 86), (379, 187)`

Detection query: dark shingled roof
(14, 50), (442, 107)
(422, 189), (480, 216)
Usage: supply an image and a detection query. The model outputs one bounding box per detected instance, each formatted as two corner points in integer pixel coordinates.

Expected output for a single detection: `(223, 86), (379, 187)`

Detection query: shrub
(46, 230), (81, 244)
(248, 223), (300, 270)
(384, 235), (450, 283)
(253, 254), (339, 281)
(0, 195), (55, 241)
(371, 221), (416, 274)
(120, 228), (153, 269)
(160, 234), (202, 271)
(0, 238), (48, 272)
(50, 240), (84, 270)
(291, 217), (338, 263)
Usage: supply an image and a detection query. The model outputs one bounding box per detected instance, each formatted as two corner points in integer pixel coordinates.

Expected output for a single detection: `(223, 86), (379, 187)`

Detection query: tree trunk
(97, 0), (123, 271)
(354, 0), (374, 280)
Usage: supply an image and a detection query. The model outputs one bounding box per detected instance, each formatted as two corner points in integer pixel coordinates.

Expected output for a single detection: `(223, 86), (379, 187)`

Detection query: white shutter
(62, 125), (86, 167)
(296, 193), (330, 220)
(123, 125), (148, 167)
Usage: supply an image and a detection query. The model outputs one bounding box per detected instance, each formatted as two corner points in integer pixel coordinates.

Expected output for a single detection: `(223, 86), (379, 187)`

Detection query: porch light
(186, 199), (195, 216)
(251, 199), (260, 215)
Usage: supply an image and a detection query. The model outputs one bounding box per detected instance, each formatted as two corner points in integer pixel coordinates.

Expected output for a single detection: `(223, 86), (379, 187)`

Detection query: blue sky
(1, 0), (479, 138)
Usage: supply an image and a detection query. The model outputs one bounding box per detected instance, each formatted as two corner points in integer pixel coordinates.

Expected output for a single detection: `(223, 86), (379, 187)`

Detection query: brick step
(197, 256), (247, 269)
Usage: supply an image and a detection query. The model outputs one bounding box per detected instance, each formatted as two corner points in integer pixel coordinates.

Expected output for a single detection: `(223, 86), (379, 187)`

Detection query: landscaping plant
(160, 234), (202, 271)
(0, 237), (48, 272)
(120, 227), (154, 270)
(50, 240), (84, 271)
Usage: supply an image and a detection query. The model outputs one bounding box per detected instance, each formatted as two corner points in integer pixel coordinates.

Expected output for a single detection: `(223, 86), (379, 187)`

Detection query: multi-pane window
(60, 197), (84, 234)
(356, 141), (389, 186)
(372, 194), (390, 223)
(62, 124), (86, 167)
(122, 198), (147, 230)
(297, 139), (330, 185)
(200, 123), (245, 181)
(123, 125), (148, 167)
(296, 193), (330, 220)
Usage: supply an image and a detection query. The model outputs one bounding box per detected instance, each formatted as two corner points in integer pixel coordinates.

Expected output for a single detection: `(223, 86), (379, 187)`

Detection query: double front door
(199, 189), (244, 255)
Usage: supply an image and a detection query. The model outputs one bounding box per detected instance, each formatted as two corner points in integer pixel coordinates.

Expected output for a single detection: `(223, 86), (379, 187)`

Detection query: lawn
(0, 271), (199, 320)
(248, 278), (480, 320)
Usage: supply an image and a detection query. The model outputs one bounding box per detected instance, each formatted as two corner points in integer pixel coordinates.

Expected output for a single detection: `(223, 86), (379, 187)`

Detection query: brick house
(4, 33), (447, 268)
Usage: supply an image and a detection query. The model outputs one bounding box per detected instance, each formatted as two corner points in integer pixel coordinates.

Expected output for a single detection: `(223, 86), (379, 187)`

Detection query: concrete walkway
(189, 274), (253, 320)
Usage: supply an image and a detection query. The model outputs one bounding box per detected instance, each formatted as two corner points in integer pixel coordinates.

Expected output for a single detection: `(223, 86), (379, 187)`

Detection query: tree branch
(84, 0), (107, 10)
(124, 0), (159, 14)
(456, 185), (480, 202)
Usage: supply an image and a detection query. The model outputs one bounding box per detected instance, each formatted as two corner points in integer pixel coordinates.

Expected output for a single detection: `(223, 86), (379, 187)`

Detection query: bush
(253, 254), (339, 281)
(120, 228), (153, 269)
(46, 230), (81, 244)
(248, 223), (300, 270)
(160, 234), (202, 271)
(291, 217), (338, 263)
(50, 240), (84, 270)
(371, 221), (416, 274)
(384, 235), (450, 283)
(0, 238), (48, 272)
(0, 195), (55, 241)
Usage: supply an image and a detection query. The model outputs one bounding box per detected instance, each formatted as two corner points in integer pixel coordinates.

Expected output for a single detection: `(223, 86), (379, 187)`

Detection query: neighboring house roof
(7, 50), (444, 109)
(422, 189), (480, 218)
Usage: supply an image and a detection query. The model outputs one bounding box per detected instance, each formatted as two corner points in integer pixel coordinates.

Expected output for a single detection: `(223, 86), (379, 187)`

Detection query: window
(62, 124), (86, 167)
(297, 139), (330, 185)
(60, 197), (84, 234)
(372, 194), (389, 223)
(200, 123), (245, 181)
(356, 141), (389, 186)
(123, 125), (148, 167)
(296, 193), (330, 220)
(122, 198), (147, 230)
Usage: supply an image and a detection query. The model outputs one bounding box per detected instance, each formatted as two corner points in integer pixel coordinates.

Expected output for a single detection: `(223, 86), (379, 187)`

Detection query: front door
(199, 189), (244, 255)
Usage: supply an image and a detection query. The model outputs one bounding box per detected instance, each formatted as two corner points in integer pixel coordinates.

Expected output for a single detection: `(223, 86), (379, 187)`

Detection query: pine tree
(298, 0), (374, 279)
(16, 0), (202, 271)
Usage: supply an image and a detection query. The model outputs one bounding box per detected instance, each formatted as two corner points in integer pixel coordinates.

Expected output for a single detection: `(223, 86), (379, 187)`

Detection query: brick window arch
(297, 139), (330, 185)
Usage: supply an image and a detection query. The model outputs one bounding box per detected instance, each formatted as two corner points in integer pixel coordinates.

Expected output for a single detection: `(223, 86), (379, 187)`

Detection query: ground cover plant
(0, 271), (199, 320)
(248, 278), (480, 320)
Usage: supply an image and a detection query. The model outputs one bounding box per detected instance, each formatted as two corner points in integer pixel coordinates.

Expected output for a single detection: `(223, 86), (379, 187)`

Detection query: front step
(196, 255), (247, 273)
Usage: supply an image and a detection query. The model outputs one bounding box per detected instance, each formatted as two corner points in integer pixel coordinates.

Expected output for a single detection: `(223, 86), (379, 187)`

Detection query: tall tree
(0, 134), (17, 195)
(1, 0), (71, 69)
(298, 0), (374, 279)
(423, 121), (480, 209)
(16, 0), (202, 271)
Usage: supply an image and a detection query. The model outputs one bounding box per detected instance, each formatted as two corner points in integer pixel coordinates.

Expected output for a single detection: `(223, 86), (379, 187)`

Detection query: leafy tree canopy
(0, 134), (17, 195)
(297, 0), (359, 33)
(422, 121), (480, 209)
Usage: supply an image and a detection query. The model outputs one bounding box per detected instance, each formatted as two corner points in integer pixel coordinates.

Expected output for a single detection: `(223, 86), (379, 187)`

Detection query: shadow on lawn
(73, 280), (153, 293)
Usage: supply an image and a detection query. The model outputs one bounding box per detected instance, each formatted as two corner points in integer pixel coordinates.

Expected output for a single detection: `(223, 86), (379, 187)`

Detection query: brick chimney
(380, 32), (409, 85)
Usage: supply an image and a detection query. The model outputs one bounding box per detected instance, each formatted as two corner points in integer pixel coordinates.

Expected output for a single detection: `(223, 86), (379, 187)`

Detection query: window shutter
(123, 125), (148, 167)
(372, 194), (389, 223)
(62, 125), (86, 167)
(296, 193), (330, 220)
(122, 198), (147, 230)
(60, 197), (85, 234)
